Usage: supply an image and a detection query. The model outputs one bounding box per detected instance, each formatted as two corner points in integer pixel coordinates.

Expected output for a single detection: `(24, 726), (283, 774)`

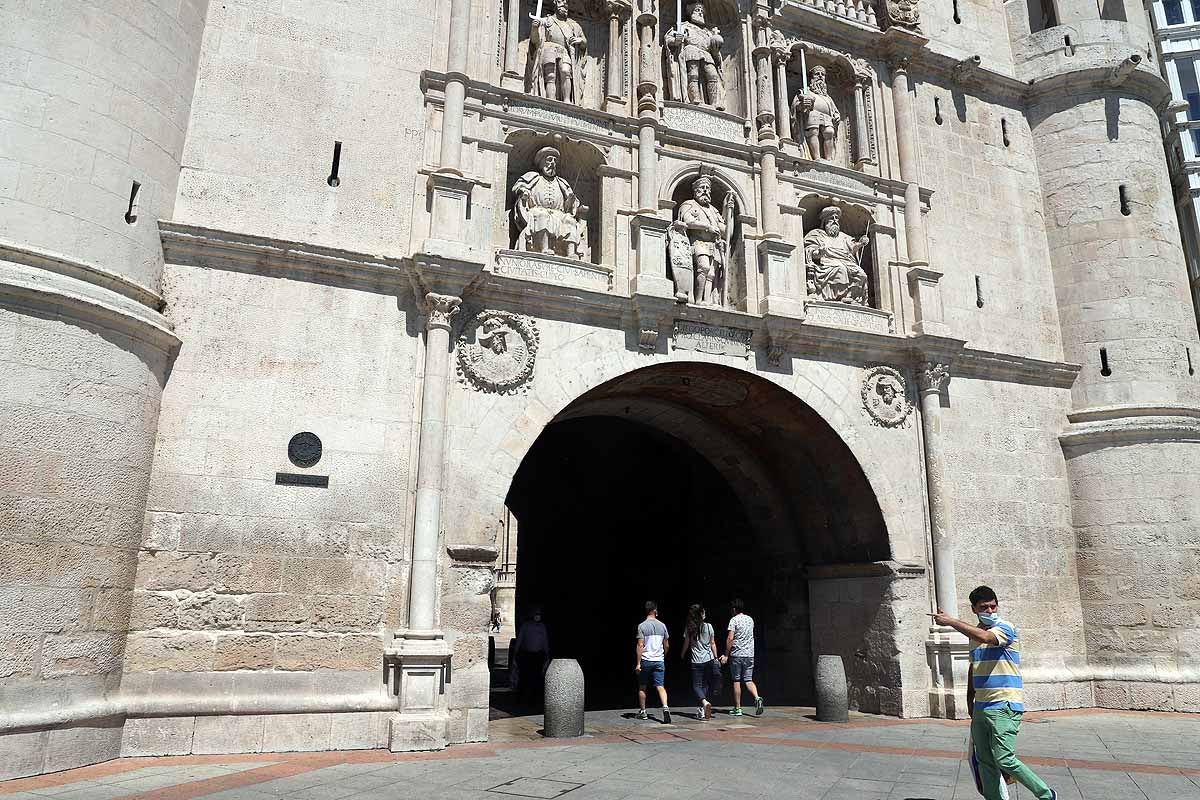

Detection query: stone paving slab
(0, 710), (1197, 800)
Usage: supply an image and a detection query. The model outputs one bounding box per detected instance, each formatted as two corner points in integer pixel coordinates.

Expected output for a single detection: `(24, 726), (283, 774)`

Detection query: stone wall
(917, 82), (1066, 363)
(940, 377), (1092, 708)
(173, 0), (438, 259)
(1065, 437), (1200, 712)
(119, 258), (418, 750)
(0, 0), (206, 780)
(0, 0), (208, 291)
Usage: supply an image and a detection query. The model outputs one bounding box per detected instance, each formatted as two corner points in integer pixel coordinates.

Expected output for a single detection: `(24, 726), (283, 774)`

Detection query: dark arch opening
(492, 363), (890, 716)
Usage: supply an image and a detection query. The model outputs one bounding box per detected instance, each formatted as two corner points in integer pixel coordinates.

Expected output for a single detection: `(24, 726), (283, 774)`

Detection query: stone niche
(508, 0), (623, 111)
(668, 170), (746, 310)
(504, 132), (605, 263)
(773, 37), (876, 169)
(796, 194), (883, 309)
(659, 0), (747, 129)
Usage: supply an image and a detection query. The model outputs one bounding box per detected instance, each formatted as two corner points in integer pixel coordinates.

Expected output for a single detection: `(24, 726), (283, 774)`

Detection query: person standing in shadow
(682, 603), (719, 720)
(513, 607), (550, 703)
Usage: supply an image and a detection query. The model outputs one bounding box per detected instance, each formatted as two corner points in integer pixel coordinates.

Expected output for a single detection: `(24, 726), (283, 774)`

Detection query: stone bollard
(815, 654), (849, 722)
(543, 658), (585, 738)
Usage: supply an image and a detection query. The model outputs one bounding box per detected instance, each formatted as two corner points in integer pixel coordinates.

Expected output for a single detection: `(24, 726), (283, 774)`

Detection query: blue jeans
(690, 660), (719, 703)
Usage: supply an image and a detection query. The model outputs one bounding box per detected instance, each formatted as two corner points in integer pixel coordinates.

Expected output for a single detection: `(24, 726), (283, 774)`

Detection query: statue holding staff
(804, 206), (870, 305)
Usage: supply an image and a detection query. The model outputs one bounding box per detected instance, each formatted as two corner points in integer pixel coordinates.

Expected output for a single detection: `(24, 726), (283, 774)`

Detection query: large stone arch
(448, 347), (918, 559)
(462, 350), (929, 714)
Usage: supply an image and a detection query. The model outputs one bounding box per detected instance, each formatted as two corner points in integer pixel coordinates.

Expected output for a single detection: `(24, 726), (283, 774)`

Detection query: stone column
(889, 60), (926, 264)
(635, 5), (659, 214)
(410, 293), (461, 633)
(760, 149), (781, 237)
(774, 50), (792, 142)
(917, 361), (956, 615)
(502, 0), (522, 86)
(918, 359), (970, 720)
(440, 0), (472, 172)
(606, 2), (626, 103)
(426, 0), (478, 258)
(853, 83), (870, 166)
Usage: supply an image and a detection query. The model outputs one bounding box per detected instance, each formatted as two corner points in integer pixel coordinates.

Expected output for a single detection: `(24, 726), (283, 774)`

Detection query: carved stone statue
(803, 206), (869, 305)
(883, 0), (921, 31)
(527, 0), (588, 105)
(664, 0), (725, 110)
(793, 65), (842, 162)
(512, 146), (588, 259)
(668, 174), (735, 305)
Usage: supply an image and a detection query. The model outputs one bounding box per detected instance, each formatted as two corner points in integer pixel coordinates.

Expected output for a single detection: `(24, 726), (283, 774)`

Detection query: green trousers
(971, 704), (1054, 800)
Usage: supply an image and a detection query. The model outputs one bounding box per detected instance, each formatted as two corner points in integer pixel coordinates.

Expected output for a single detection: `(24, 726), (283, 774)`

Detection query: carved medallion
(884, 0), (921, 31)
(457, 311), (540, 394)
(287, 432), (323, 468)
(861, 365), (913, 428)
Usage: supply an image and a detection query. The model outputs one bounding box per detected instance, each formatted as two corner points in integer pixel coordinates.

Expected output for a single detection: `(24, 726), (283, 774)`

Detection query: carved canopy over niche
(769, 32), (877, 168)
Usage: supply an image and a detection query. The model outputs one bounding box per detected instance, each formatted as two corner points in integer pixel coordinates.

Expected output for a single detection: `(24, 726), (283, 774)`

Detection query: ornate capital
(425, 293), (461, 331)
(607, 0), (631, 18)
(917, 361), (950, 394)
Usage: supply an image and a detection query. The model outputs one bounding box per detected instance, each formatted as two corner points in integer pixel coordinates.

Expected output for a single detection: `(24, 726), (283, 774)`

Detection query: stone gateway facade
(2, 0), (1199, 781)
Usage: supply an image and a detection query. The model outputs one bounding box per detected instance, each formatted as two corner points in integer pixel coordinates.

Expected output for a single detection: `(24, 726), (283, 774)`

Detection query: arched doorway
(496, 362), (893, 713)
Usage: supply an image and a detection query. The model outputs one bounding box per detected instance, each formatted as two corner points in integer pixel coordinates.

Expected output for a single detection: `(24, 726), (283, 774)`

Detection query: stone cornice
(158, 221), (410, 293)
(158, 223), (1084, 388)
(0, 239), (163, 309)
(1059, 404), (1200, 449)
(0, 243), (178, 353)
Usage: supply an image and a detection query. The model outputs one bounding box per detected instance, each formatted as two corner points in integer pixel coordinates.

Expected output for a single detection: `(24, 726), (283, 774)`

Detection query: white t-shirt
(727, 613), (754, 657)
(638, 618), (669, 662)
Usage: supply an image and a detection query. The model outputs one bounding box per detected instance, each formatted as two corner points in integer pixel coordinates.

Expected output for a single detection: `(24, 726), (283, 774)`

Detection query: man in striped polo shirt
(931, 585), (1057, 800)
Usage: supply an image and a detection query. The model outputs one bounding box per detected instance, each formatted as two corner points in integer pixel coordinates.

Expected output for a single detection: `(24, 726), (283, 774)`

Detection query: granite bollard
(815, 654), (849, 722)
(543, 658), (585, 737)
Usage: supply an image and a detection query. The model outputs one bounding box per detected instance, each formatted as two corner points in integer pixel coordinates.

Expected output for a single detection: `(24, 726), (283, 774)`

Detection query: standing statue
(803, 206), (870, 305)
(512, 146), (588, 259)
(792, 65), (841, 162)
(668, 174), (735, 305)
(664, 0), (725, 110)
(527, 0), (588, 106)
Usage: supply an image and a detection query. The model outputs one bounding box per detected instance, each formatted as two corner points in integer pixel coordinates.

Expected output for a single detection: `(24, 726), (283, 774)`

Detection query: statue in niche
(664, 0), (725, 110)
(527, 0), (588, 106)
(804, 206), (869, 305)
(668, 174), (735, 305)
(793, 65), (842, 162)
(512, 146), (589, 259)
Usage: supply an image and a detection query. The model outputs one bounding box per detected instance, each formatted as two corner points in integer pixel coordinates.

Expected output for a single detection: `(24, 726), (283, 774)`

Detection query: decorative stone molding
(456, 310), (540, 394)
(861, 365), (913, 428)
(638, 327), (660, 351)
(446, 543), (501, 563)
(916, 361), (951, 394)
(425, 293), (462, 331)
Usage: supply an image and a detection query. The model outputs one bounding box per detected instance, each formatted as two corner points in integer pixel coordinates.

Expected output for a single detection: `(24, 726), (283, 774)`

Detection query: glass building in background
(1152, 0), (1200, 331)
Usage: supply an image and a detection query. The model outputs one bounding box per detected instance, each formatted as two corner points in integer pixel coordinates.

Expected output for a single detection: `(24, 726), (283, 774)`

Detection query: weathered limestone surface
(4, 0), (1200, 781)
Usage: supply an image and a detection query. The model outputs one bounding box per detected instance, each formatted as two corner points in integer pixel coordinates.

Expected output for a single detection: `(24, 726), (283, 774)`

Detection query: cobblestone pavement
(2, 709), (1198, 800)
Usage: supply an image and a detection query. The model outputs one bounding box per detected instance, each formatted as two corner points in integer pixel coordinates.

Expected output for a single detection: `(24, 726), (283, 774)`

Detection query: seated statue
(512, 146), (588, 260)
(803, 206), (869, 305)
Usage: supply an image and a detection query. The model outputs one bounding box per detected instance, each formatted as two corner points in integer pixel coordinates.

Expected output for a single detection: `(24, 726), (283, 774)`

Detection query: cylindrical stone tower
(0, 0), (207, 778)
(1011, 0), (1200, 710)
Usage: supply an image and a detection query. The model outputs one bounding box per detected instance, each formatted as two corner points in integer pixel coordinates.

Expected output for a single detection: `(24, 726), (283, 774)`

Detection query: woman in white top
(681, 603), (719, 720)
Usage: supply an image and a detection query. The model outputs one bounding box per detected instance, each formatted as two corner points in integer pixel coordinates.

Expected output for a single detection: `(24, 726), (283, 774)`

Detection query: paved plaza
(1, 709), (1196, 800)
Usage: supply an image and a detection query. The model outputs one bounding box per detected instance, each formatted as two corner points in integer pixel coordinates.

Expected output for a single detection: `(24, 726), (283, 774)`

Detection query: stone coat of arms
(457, 310), (540, 394)
(861, 365), (913, 427)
